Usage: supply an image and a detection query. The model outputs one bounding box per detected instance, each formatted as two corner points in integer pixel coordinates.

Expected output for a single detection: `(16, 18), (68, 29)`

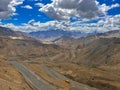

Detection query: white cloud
(0, 20), (70, 32)
(21, 5), (33, 9)
(103, 15), (120, 29)
(0, 0), (24, 19)
(1, 14), (120, 33)
(35, 3), (44, 7)
(99, 3), (120, 14)
(40, 0), (103, 20)
(39, 0), (120, 20)
(12, 13), (19, 16)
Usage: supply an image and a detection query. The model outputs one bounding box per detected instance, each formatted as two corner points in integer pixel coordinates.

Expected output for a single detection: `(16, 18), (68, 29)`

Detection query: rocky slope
(0, 26), (120, 90)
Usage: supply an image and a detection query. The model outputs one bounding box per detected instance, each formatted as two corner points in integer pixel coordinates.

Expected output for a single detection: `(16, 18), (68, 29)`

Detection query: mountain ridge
(0, 26), (33, 40)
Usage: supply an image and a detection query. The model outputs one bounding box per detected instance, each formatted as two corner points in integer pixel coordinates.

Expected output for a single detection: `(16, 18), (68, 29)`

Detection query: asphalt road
(41, 65), (97, 90)
(9, 61), (97, 90)
(9, 61), (53, 90)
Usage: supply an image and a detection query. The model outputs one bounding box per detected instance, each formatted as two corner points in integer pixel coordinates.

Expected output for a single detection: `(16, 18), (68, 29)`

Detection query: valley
(0, 0), (120, 90)
(0, 26), (120, 90)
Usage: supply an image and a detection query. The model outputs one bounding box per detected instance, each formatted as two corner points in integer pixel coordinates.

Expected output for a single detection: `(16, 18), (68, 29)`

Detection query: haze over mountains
(29, 29), (87, 39)
(29, 29), (120, 40)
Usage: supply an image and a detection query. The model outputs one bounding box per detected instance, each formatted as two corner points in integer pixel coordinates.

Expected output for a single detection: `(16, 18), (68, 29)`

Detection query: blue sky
(0, 0), (120, 33)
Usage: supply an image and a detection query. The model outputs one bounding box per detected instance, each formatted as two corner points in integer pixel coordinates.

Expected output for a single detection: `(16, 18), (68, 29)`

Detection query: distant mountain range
(52, 29), (120, 45)
(1, 25), (119, 41)
(29, 29), (90, 40)
(95, 30), (120, 38)
(29, 29), (120, 40)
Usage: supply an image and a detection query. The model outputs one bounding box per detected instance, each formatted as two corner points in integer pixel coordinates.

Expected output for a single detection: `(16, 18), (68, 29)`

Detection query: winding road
(9, 61), (53, 90)
(9, 61), (97, 90)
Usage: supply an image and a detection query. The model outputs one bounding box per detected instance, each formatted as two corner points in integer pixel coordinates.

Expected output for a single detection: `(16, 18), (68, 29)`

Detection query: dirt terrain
(0, 60), (32, 90)
(0, 28), (120, 90)
(0, 61), (97, 90)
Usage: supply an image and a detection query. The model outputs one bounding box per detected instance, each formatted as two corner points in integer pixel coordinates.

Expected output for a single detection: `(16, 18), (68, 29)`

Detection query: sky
(0, 0), (120, 33)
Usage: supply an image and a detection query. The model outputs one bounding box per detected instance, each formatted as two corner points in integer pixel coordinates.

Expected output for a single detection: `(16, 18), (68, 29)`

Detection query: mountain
(1, 27), (96, 90)
(49, 36), (120, 90)
(29, 29), (120, 45)
(0, 26), (32, 40)
(1, 27), (120, 64)
(51, 36), (92, 48)
(90, 30), (120, 38)
(0, 26), (120, 90)
(29, 29), (88, 40)
(49, 35), (120, 66)
(51, 30), (120, 47)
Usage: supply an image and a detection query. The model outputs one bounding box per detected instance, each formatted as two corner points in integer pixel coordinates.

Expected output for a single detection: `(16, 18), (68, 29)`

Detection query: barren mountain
(0, 26), (120, 90)
(95, 30), (120, 38)
(29, 29), (88, 40)
(0, 26), (32, 40)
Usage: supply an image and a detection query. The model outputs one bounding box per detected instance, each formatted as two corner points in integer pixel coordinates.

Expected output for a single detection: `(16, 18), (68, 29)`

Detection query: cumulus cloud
(0, 0), (24, 19)
(0, 20), (70, 32)
(21, 5), (33, 9)
(39, 0), (120, 20)
(70, 14), (120, 32)
(98, 14), (120, 30)
(1, 14), (120, 33)
(40, 0), (103, 20)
